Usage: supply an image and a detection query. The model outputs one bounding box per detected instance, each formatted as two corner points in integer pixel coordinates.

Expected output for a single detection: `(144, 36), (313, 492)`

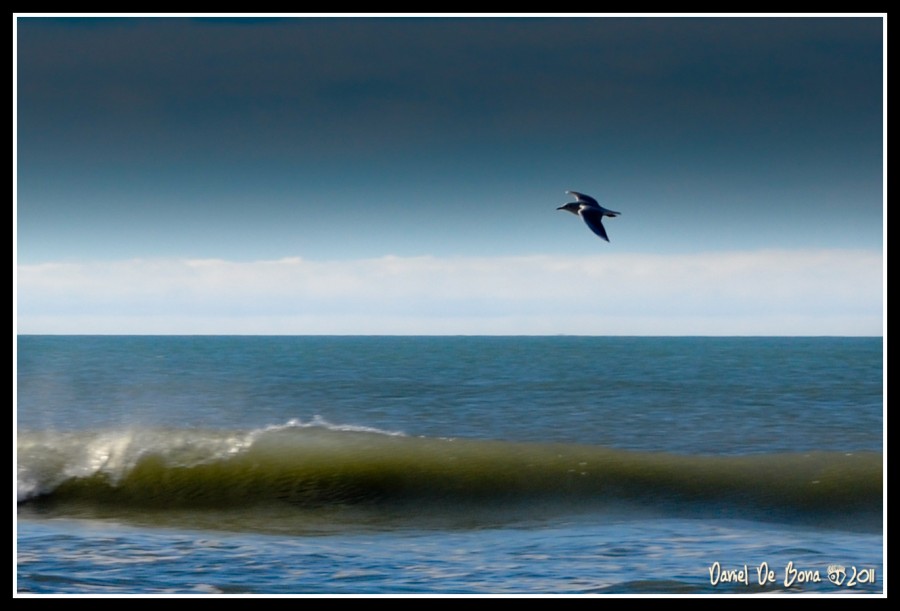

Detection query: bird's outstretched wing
(579, 207), (611, 242)
(566, 191), (599, 207)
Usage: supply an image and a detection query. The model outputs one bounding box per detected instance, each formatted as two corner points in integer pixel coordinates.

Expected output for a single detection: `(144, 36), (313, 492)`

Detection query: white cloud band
(16, 250), (883, 335)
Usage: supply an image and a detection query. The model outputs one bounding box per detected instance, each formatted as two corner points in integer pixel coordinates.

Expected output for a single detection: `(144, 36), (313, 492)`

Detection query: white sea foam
(16, 419), (407, 502)
(264, 415), (407, 438)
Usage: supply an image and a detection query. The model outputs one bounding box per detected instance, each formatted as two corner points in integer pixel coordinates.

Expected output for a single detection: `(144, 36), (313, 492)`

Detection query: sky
(14, 15), (885, 335)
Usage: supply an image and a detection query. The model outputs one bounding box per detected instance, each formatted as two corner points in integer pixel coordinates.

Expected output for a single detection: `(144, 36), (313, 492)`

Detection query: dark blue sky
(16, 16), (883, 262)
(15, 16), (884, 335)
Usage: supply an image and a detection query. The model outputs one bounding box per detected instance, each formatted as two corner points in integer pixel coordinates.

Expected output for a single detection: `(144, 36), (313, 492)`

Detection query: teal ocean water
(16, 336), (884, 595)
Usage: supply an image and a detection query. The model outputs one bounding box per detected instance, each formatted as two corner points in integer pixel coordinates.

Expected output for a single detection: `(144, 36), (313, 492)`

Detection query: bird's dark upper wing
(580, 207), (610, 242)
(567, 191), (599, 207)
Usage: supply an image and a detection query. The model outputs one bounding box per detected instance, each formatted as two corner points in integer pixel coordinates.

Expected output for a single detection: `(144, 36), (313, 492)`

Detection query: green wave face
(17, 424), (883, 533)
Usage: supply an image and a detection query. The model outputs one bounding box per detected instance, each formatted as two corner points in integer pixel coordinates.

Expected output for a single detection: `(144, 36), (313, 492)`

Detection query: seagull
(557, 191), (621, 242)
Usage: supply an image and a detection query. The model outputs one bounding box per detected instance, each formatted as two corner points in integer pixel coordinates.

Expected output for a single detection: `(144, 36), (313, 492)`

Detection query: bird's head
(556, 202), (581, 215)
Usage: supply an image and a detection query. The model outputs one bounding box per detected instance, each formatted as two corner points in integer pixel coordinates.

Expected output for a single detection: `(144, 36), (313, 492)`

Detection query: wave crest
(17, 423), (882, 530)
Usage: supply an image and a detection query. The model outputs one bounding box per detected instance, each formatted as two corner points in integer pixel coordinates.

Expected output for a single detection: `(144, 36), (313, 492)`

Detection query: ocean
(15, 335), (884, 596)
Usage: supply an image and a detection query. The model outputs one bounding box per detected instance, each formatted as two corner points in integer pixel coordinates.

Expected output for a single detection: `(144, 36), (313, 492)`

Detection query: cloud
(16, 250), (883, 335)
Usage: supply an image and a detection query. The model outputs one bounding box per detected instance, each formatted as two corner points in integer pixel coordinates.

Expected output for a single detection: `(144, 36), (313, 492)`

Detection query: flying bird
(557, 191), (621, 242)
